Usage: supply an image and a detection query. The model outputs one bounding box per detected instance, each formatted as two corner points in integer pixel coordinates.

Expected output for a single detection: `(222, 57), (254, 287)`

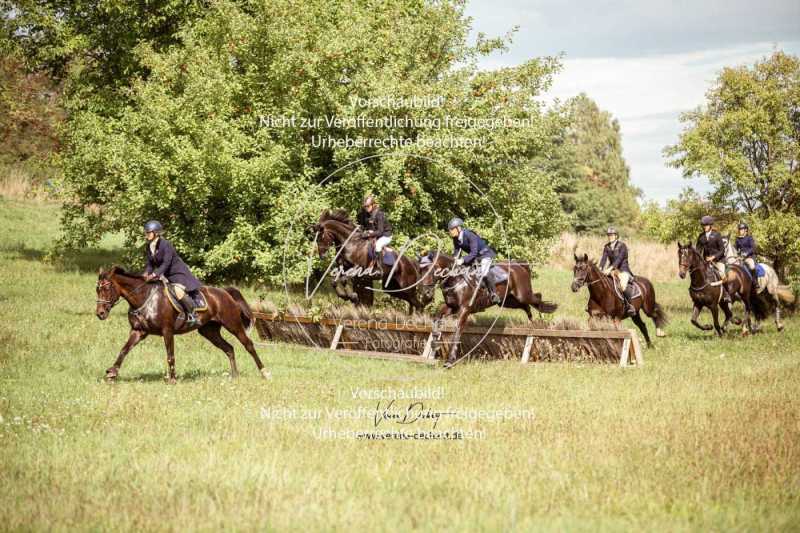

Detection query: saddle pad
(382, 248), (396, 266)
(489, 265), (508, 283)
(756, 263), (766, 278)
(163, 284), (208, 313)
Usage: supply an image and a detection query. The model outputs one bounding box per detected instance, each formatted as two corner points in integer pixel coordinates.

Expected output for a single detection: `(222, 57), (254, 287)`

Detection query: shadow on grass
(114, 368), (223, 383)
(2, 243), (128, 273)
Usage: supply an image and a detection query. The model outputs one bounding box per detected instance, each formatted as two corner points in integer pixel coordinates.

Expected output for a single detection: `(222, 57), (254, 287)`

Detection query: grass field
(1, 197), (799, 531)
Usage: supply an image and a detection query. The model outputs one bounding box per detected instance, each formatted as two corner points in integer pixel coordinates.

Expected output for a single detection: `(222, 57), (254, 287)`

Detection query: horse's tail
(532, 293), (558, 314)
(651, 302), (668, 329)
(776, 285), (796, 307)
(225, 287), (253, 332)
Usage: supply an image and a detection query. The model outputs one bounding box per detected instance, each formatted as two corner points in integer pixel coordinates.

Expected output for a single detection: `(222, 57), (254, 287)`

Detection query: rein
(96, 278), (152, 308)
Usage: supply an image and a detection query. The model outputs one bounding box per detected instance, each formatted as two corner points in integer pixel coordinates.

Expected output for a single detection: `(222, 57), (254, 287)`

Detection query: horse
(419, 251), (557, 367)
(310, 210), (432, 313)
(721, 235), (795, 331)
(569, 253), (667, 347)
(95, 266), (269, 383)
(677, 243), (759, 336)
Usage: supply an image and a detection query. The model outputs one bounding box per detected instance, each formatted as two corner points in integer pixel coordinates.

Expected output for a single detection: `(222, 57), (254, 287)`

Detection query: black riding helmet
(144, 220), (163, 233)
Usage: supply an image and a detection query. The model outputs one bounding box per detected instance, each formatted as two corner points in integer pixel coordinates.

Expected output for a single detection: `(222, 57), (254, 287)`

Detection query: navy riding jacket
(145, 238), (202, 292)
(735, 235), (756, 258)
(696, 230), (725, 262)
(357, 207), (392, 238)
(599, 240), (632, 274)
(452, 229), (496, 265)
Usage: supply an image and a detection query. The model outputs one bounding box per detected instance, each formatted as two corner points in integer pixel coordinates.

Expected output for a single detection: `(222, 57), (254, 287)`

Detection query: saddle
(163, 282), (208, 318)
(367, 240), (396, 266)
(609, 274), (642, 301)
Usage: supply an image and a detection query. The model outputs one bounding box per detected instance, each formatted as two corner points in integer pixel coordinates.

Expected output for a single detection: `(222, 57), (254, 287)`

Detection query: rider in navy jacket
(143, 220), (202, 325)
(452, 228), (496, 265)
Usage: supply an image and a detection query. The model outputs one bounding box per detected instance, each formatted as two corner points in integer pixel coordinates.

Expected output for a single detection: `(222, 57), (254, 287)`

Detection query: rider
(357, 194), (392, 269)
(599, 227), (636, 317)
(735, 222), (757, 278)
(696, 215), (731, 303)
(447, 217), (501, 305)
(143, 220), (203, 326)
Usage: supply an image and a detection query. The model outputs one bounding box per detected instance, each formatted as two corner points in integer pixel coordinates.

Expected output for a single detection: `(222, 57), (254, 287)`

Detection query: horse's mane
(319, 209), (354, 226)
(107, 265), (146, 279)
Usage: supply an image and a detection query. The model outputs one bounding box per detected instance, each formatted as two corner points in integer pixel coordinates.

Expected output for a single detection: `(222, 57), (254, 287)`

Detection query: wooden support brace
(329, 324), (344, 350)
(421, 331), (436, 360)
(629, 329), (643, 366)
(521, 336), (534, 364)
(619, 337), (631, 367)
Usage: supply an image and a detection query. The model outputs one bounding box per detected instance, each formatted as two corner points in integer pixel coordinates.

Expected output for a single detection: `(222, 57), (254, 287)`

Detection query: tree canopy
(665, 51), (800, 279)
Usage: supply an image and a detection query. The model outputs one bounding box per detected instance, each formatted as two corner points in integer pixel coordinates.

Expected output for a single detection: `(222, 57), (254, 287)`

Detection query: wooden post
(619, 337), (631, 367)
(329, 324), (344, 350)
(421, 331), (436, 360)
(628, 329), (643, 366)
(521, 336), (534, 364)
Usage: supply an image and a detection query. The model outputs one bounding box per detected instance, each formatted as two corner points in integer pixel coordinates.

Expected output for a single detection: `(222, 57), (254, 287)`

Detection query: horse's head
(95, 267), (121, 320)
(418, 250), (449, 302)
(677, 242), (698, 279)
(570, 253), (591, 292)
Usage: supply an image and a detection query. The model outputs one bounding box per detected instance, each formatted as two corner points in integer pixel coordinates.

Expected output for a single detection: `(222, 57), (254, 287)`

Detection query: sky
(465, 0), (800, 204)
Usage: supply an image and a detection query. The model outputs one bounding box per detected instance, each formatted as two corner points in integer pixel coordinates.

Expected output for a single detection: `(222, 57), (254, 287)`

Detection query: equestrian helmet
(700, 215), (714, 226)
(738, 222), (749, 230)
(143, 220), (163, 233)
(447, 217), (464, 230)
(606, 227), (618, 235)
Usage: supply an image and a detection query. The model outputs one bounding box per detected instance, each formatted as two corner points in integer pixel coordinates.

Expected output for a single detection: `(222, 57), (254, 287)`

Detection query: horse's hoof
(165, 377), (177, 385)
(656, 328), (666, 338)
(443, 360), (456, 369)
(105, 368), (118, 381)
(260, 368), (272, 380)
(777, 323), (784, 332)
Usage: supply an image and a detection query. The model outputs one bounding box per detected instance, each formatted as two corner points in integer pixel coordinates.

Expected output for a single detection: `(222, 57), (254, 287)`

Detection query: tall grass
(549, 232), (679, 282)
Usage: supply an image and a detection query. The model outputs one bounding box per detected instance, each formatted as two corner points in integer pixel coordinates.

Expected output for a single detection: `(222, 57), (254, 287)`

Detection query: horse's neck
(325, 221), (358, 243)
(586, 265), (608, 299)
(113, 274), (149, 307)
(690, 255), (710, 283)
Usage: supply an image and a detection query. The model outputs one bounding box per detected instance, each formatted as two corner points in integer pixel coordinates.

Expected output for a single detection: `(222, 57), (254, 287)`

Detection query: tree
(665, 51), (800, 280)
(13, 0), (568, 283)
(556, 93), (641, 234)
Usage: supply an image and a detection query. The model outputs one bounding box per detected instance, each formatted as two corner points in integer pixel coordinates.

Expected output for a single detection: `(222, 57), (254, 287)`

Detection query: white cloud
(543, 42), (800, 203)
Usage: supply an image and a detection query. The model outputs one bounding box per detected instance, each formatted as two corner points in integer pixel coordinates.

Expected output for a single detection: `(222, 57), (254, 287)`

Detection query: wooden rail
(252, 311), (643, 366)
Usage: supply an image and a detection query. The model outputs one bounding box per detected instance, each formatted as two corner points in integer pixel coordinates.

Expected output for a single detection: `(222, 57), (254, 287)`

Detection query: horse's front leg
(106, 330), (148, 381)
(162, 328), (177, 384)
(444, 308), (470, 368)
(690, 304), (712, 331)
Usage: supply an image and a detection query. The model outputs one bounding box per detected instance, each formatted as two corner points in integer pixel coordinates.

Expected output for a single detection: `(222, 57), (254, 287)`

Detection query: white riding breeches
(713, 262), (726, 279)
(375, 236), (392, 252)
(478, 257), (492, 278)
(616, 271), (631, 291)
(744, 257), (756, 270)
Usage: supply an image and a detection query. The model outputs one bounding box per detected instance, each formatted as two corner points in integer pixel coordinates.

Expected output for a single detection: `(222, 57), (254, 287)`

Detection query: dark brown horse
(419, 251), (557, 367)
(311, 210), (432, 313)
(677, 243), (761, 336)
(95, 266), (269, 383)
(570, 253), (667, 347)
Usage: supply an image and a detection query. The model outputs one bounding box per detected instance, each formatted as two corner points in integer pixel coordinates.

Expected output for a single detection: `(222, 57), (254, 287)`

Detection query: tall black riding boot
(179, 293), (198, 326)
(622, 286), (636, 317)
(482, 274), (501, 305)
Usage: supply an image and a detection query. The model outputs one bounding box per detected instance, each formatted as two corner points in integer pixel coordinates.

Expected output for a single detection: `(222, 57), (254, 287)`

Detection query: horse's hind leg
(106, 330), (148, 381)
(162, 328), (177, 384)
(631, 313), (652, 348)
(710, 305), (724, 337)
(198, 323), (239, 378)
(523, 304), (533, 322)
(772, 292), (784, 331)
(224, 323), (269, 379)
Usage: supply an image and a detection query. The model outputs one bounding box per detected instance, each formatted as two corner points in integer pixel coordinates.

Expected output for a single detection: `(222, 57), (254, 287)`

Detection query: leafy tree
(19, 0), (568, 283)
(556, 93), (641, 234)
(666, 51), (800, 279)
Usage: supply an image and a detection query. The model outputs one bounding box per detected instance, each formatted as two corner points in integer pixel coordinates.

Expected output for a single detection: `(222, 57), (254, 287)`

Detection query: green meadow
(1, 198), (798, 531)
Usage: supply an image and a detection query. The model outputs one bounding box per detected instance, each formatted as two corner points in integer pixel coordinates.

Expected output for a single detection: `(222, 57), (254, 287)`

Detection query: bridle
(679, 249), (715, 291)
(96, 278), (151, 309)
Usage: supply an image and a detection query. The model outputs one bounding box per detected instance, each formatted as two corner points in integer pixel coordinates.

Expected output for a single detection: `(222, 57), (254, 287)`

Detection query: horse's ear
(98, 267), (105, 275)
(582, 253), (588, 261)
(573, 252), (579, 262)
